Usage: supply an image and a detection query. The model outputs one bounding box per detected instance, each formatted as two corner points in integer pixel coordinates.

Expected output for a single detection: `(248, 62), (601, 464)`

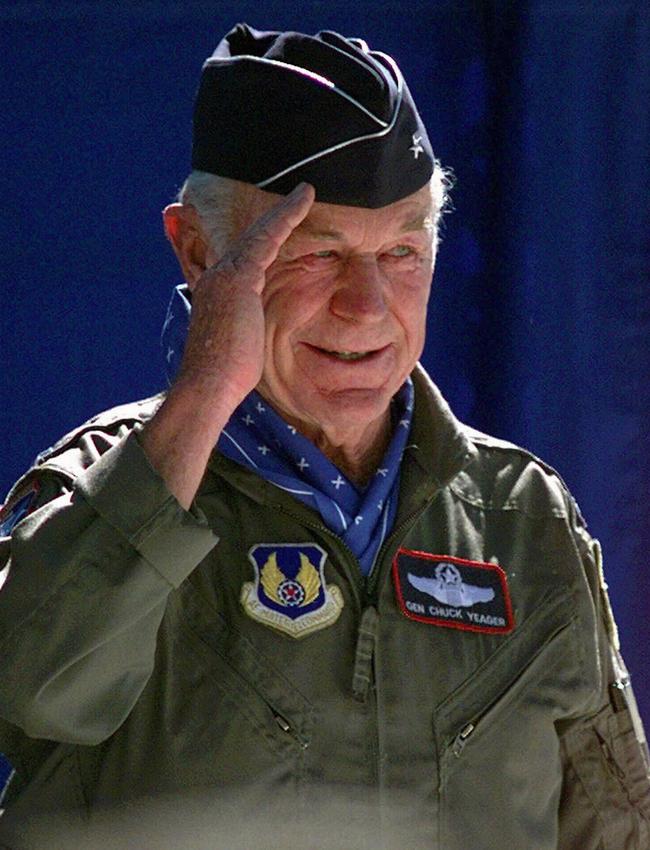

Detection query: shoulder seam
(450, 427), (578, 522)
(463, 426), (578, 501)
(448, 482), (569, 519)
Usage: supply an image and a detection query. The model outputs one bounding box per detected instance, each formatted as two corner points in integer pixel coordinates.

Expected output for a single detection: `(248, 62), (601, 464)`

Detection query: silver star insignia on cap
(409, 133), (424, 159)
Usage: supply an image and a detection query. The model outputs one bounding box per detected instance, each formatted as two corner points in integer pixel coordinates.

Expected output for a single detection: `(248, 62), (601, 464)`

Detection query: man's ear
(163, 203), (214, 288)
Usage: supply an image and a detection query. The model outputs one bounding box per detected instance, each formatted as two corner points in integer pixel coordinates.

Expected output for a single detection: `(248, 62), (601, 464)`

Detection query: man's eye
(302, 249), (338, 265)
(386, 245), (414, 258)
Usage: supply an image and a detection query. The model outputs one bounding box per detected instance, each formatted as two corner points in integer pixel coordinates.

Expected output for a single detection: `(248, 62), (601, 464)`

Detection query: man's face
(232, 183), (435, 440)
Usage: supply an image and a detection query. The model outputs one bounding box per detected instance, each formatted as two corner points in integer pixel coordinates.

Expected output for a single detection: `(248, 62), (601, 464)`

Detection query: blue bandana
(161, 285), (413, 575)
(0, 752), (14, 809)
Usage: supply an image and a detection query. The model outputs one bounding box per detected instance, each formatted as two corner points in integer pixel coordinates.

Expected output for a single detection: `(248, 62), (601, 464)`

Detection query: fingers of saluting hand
(212, 182), (315, 287)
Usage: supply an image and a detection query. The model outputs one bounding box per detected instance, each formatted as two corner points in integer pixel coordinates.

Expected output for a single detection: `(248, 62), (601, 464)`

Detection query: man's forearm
(140, 377), (239, 510)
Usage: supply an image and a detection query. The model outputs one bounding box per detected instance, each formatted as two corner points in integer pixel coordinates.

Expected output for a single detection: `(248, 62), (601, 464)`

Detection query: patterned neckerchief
(161, 284), (413, 575)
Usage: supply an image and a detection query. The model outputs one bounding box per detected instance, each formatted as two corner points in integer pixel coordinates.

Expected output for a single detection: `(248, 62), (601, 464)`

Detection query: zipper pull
(452, 722), (475, 757)
(274, 714), (291, 733)
(273, 713), (309, 750)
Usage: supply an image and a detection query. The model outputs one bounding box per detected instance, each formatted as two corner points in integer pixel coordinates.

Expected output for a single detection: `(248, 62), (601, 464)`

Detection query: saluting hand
(142, 182), (315, 509)
(178, 182), (315, 409)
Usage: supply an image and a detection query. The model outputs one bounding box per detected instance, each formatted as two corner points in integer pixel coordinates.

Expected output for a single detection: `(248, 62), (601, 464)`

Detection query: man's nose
(329, 256), (388, 322)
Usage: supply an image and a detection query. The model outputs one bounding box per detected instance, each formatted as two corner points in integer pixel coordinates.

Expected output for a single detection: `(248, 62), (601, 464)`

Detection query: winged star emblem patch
(242, 543), (343, 638)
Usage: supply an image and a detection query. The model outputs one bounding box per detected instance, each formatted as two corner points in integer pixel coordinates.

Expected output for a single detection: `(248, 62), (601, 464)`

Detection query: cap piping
(313, 37), (387, 89)
(255, 53), (405, 191)
(204, 54), (389, 128)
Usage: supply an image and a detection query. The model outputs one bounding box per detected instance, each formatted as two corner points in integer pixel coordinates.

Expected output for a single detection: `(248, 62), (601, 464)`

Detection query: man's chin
(303, 385), (394, 430)
(257, 377), (398, 436)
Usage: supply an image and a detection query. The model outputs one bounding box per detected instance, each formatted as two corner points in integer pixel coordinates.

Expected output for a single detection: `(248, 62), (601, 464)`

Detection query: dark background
(2, 1), (649, 724)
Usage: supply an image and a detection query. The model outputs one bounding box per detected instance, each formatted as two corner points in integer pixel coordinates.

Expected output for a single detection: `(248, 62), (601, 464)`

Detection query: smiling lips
(324, 349), (370, 361)
(304, 343), (389, 362)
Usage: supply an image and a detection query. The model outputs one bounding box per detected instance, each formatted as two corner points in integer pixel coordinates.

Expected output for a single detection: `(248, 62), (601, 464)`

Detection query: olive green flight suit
(0, 367), (648, 849)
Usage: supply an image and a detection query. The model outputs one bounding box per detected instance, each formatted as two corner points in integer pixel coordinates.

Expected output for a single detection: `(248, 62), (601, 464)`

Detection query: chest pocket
(434, 590), (585, 850)
(167, 586), (314, 781)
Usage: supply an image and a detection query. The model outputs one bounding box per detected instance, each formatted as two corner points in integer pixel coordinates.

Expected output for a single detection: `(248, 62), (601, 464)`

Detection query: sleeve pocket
(558, 703), (650, 850)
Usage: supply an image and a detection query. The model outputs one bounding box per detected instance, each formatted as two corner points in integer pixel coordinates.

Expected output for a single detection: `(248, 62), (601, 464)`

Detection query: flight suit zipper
(272, 505), (366, 603)
(443, 615), (575, 766)
(352, 606), (379, 701)
(273, 479), (442, 609)
(451, 723), (476, 757)
(273, 490), (440, 792)
(365, 490), (442, 604)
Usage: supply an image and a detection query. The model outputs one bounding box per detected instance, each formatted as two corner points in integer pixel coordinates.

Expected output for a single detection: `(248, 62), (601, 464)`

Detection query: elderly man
(0, 24), (648, 850)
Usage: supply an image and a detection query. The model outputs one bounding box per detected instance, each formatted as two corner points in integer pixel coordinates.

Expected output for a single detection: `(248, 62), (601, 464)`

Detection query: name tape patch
(392, 549), (514, 634)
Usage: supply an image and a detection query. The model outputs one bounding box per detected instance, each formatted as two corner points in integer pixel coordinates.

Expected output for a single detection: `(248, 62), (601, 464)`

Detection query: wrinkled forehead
(239, 181), (435, 241)
(299, 186), (435, 243)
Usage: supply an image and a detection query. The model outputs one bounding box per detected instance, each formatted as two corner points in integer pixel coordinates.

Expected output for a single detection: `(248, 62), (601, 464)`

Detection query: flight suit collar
(407, 364), (477, 489)
(205, 365), (476, 521)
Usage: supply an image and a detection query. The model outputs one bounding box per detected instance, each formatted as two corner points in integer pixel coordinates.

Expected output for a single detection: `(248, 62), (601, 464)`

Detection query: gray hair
(177, 172), (244, 253)
(177, 162), (453, 254)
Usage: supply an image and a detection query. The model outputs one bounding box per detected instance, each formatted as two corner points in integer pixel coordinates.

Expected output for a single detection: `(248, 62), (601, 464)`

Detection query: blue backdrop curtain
(2, 1), (649, 723)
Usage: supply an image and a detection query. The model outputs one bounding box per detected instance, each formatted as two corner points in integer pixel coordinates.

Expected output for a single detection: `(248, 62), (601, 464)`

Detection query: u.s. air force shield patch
(241, 543), (343, 638)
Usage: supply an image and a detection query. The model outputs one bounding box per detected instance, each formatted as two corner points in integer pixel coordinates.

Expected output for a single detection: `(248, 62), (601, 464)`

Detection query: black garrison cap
(192, 23), (435, 208)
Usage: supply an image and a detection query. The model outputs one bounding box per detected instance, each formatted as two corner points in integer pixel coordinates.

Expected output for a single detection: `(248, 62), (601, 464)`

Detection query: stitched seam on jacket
(448, 484), (568, 518)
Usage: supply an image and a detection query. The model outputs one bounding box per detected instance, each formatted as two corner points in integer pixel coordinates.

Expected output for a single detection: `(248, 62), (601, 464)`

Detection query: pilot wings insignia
(392, 549), (515, 634)
(407, 563), (495, 608)
(242, 543), (343, 638)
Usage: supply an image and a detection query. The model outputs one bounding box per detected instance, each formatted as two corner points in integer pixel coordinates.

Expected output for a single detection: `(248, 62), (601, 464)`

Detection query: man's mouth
(305, 343), (386, 362)
(323, 349), (370, 361)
